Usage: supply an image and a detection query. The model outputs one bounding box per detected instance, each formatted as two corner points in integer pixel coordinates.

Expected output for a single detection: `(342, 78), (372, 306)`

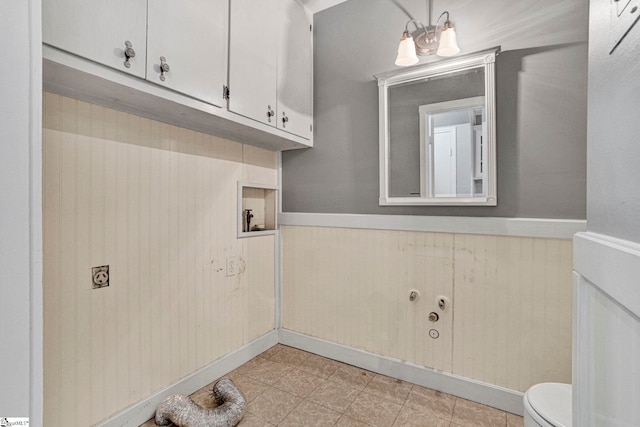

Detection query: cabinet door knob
(266, 105), (275, 122)
(282, 112), (289, 128)
(123, 41), (136, 69)
(159, 56), (170, 81)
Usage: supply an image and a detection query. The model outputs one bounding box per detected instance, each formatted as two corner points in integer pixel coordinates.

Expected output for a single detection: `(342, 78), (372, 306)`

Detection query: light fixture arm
(394, 7), (460, 65)
(402, 10), (452, 46)
(403, 19), (427, 34)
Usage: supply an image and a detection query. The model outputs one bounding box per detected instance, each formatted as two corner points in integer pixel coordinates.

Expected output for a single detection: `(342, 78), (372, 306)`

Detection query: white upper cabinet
(277, 0), (313, 138)
(42, 0), (313, 150)
(228, 0), (278, 126)
(147, 0), (228, 107)
(229, 0), (312, 139)
(42, 0), (147, 78)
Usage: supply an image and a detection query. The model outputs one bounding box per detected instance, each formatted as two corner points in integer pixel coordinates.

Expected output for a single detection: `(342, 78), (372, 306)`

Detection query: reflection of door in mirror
(389, 69), (485, 198)
(433, 127), (456, 197)
(420, 99), (483, 199)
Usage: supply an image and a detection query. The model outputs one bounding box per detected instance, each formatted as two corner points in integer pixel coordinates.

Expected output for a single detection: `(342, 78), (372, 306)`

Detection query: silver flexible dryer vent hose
(155, 378), (247, 427)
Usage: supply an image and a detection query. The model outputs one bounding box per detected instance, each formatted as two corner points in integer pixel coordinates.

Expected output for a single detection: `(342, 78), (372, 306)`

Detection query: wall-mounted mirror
(376, 48), (498, 206)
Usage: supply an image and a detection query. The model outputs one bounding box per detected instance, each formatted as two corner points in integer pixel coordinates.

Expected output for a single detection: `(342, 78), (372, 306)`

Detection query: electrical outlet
(226, 256), (238, 277)
(92, 265), (109, 289)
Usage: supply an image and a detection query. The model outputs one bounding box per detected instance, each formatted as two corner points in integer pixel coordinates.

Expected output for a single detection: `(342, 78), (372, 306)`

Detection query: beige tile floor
(141, 344), (524, 427)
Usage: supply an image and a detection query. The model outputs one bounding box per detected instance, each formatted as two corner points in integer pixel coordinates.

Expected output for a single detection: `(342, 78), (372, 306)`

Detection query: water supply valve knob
(436, 295), (450, 311)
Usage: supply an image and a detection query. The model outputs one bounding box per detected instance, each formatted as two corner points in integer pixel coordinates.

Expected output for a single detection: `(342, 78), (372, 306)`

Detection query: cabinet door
(228, 0), (278, 125)
(147, 0), (228, 107)
(42, 0), (147, 78)
(277, 0), (313, 139)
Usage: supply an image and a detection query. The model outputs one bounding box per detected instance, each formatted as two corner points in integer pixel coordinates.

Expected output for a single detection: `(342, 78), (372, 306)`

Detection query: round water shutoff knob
(436, 295), (450, 311)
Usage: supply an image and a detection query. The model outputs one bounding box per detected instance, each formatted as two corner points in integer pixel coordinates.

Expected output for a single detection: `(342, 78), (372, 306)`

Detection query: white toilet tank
(523, 383), (572, 427)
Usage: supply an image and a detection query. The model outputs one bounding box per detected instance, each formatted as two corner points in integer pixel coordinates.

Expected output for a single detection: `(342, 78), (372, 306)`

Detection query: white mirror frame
(376, 48), (498, 206)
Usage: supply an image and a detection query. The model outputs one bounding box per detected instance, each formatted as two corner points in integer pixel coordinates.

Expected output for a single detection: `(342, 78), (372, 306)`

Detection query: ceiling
(299, 0), (349, 14)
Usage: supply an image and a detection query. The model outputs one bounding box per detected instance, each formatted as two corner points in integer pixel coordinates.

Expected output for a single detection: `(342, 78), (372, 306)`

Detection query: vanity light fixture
(395, 27), (419, 66)
(394, 11), (460, 66)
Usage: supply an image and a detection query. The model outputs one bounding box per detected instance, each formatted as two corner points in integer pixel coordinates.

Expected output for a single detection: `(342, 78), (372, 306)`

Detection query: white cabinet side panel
(277, 0), (313, 139)
(574, 275), (640, 426)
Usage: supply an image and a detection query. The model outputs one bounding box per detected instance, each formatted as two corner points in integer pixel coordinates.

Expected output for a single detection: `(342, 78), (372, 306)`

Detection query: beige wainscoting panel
(242, 235), (276, 341)
(452, 234), (573, 392)
(42, 92), (276, 426)
(281, 226), (573, 394)
(281, 226), (455, 372)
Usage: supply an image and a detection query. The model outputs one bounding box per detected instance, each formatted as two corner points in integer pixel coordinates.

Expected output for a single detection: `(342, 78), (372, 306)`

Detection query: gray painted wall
(282, 0), (589, 218)
(587, 1), (640, 242)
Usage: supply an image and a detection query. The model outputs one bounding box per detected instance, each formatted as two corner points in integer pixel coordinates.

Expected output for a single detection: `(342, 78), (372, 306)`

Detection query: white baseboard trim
(278, 329), (524, 416)
(279, 212), (585, 239)
(574, 231), (640, 317)
(96, 328), (525, 425)
(98, 330), (279, 427)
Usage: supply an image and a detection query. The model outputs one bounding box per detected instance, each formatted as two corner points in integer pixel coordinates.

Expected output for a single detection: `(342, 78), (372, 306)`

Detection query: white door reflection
(433, 126), (457, 197)
(419, 97), (485, 198)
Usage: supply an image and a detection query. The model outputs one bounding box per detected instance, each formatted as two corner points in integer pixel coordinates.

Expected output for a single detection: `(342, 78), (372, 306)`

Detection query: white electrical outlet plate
(226, 256), (238, 277)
